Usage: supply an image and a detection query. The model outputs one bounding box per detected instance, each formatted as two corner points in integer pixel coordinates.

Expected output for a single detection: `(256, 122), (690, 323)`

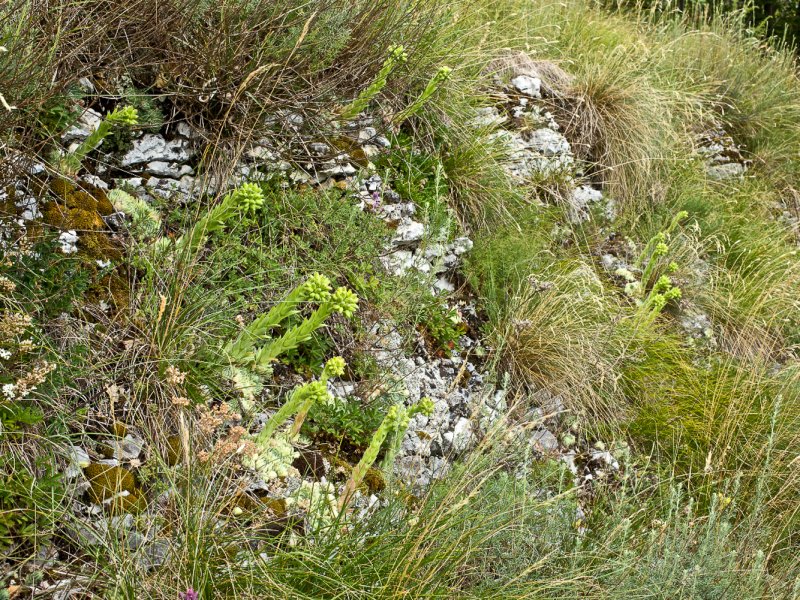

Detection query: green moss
(83, 463), (138, 504)
(363, 467), (385, 494)
(165, 434), (182, 466)
(79, 232), (123, 261)
(41, 202), (105, 230)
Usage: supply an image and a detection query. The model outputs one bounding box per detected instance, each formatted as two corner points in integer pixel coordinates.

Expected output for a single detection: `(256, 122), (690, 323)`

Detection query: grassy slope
(2, 0), (800, 597)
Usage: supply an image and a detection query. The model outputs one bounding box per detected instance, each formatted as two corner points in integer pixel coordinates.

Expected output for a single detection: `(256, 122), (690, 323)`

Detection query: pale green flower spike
(394, 65), (453, 124)
(290, 375), (336, 437)
(59, 105), (139, 176)
(323, 356), (346, 379)
(330, 287), (359, 317)
(340, 44), (408, 120)
(388, 44), (409, 63)
(668, 261), (679, 274)
(302, 273), (333, 303)
(226, 271), (333, 363)
(664, 287), (682, 301)
(232, 182), (265, 213)
(409, 396), (435, 418)
(259, 379), (332, 443)
(667, 210), (689, 234)
(385, 404), (410, 432)
(650, 293), (667, 312)
(304, 380), (331, 406)
(653, 275), (672, 294)
(340, 403), (408, 510)
(105, 105), (139, 126)
(654, 242), (669, 256)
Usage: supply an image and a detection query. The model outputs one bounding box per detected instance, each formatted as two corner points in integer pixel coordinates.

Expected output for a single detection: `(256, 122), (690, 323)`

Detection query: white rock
(423, 243), (446, 260)
(528, 128), (571, 157)
(81, 174), (108, 190)
(568, 185), (604, 223)
(381, 249), (415, 275)
(246, 145), (276, 162)
(61, 108), (103, 144)
(472, 107), (507, 128)
(358, 127), (377, 141)
(146, 161), (192, 178)
(309, 142), (330, 155)
(16, 196), (40, 221)
(58, 230), (79, 254)
(432, 278), (455, 294)
(447, 417), (474, 453)
(121, 134), (191, 167)
(322, 163), (357, 177)
(77, 77), (95, 93)
(450, 237), (473, 256)
(175, 121), (197, 138)
(65, 446), (91, 478)
(103, 434), (145, 461)
(361, 144), (380, 159)
(392, 219), (425, 247)
(706, 162), (745, 180)
(530, 428), (559, 452)
(511, 75), (542, 98)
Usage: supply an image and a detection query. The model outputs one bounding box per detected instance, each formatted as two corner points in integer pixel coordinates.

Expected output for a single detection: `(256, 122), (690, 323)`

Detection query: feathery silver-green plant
(108, 188), (162, 239)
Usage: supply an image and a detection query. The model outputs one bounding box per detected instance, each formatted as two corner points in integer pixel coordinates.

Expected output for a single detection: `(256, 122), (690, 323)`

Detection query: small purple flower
(179, 588), (198, 600)
(366, 190), (382, 211)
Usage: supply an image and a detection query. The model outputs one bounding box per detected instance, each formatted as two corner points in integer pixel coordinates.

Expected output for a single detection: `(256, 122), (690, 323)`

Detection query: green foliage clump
(206, 185), (390, 310)
(376, 136), (453, 239)
(37, 85), (83, 136)
(304, 395), (390, 451)
(0, 456), (65, 560)
(418, 302), (466, 352)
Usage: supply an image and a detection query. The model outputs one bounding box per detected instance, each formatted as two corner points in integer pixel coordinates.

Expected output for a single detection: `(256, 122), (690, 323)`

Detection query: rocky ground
(0, 61), (754, 591)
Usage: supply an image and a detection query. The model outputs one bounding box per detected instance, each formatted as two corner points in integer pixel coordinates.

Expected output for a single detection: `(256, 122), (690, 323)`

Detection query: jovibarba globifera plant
(338, 45), (451, 125)
(339, 397), (434, 510)
(624, 210), (687, 323)
(637, 210), (687, 289)
(223, 273), (357, 409)
(393, 66), (453, 125)
(339, 44), (408, 120)
(242, 357), (346, 483)
(154, 182), (265, 259)
(57, 105), (139, 176)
